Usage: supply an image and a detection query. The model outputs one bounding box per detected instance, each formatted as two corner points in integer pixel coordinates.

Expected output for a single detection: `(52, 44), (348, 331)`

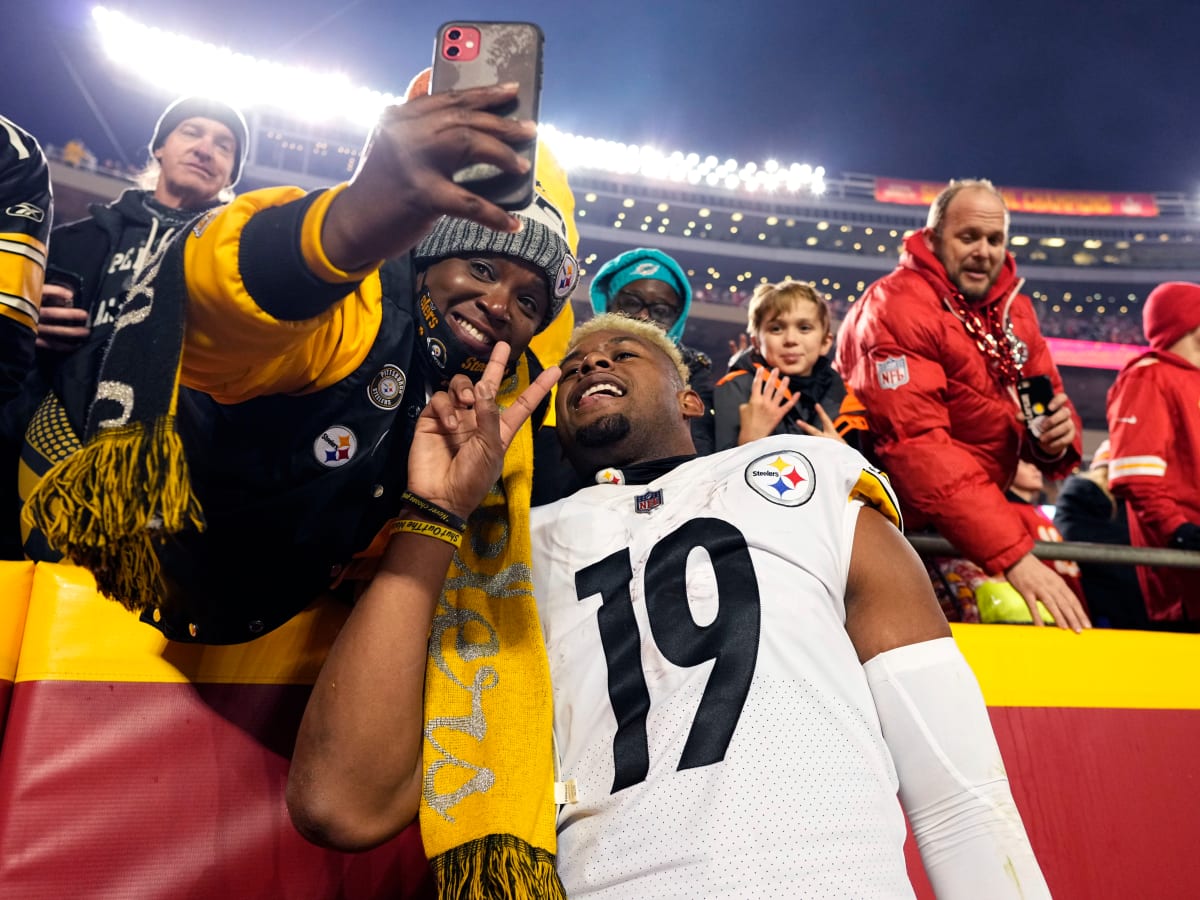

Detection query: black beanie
(149, 96), (249, 186)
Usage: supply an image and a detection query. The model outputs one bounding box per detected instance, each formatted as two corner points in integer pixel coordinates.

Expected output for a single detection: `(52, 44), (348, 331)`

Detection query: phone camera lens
(448, 29), (461, 40)
(446, 45), (460, 57)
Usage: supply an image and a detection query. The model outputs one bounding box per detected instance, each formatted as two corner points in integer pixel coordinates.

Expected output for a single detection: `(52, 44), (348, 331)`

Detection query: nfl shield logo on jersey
(635, 489), (664, 513)
(875, 355), (910, 390)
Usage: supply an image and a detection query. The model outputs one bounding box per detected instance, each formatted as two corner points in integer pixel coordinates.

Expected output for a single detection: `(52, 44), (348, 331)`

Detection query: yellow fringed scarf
(20, 232), (204, 611)
(420, 355), (565, 899)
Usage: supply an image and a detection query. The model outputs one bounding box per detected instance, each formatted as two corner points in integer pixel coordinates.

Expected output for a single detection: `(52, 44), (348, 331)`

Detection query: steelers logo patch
(427, 337), (448, 370)
(555, 253), (579, 299)
(744, 450), (816, 507)
(313, 425), (358, 468)
(367, 363), (406, 410)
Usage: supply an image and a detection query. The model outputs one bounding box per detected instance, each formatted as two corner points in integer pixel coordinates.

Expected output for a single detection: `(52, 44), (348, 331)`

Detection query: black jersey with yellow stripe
(0, 115), (51, 404)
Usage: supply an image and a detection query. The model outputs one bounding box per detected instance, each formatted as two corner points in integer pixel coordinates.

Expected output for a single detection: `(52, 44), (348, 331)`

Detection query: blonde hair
(567, 312), (691, 387)
(746, 279), (831, 336)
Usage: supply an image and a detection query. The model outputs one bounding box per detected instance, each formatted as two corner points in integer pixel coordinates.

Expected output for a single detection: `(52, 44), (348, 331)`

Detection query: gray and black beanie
(413, 193), (580, 333)
(149, 95), (250, 186)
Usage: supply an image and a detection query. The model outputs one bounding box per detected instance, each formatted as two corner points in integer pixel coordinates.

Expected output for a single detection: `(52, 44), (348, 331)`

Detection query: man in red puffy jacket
(836, 179), (1089, 632)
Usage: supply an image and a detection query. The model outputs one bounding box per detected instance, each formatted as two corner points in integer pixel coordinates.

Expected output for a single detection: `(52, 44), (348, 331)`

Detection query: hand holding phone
(1016, 375), (1054, 438)
(43, 265), (83, 308)
(37, 265), (91, 353)
(430, 21), (544, 210)
(320, 79), (536, 270)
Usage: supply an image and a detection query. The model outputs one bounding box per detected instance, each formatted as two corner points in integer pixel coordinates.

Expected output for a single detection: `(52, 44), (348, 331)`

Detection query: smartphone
(1016, 375), (1054, 437)
(430, 21), (544, 210)
(43, 265), (84, 308)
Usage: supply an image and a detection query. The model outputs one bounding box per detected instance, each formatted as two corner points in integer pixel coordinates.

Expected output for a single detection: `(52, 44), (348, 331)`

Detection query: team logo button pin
(314, 425), (358, 468)
(368, 364), (406, 410)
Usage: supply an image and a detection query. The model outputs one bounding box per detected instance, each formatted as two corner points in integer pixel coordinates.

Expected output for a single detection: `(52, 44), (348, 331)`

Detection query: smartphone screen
(430, 21), (544, 210)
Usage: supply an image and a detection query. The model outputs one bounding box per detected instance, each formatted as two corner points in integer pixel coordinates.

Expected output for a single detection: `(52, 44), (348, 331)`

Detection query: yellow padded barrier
(16, 562), (350, 685)
(0, 561), (34, 684)
(951, 622), (1200, 709)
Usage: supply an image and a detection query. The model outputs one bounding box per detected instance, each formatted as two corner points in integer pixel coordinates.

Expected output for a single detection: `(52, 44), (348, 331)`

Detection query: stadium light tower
(90, 5), (827, 197)
(91, 6), (401, 127)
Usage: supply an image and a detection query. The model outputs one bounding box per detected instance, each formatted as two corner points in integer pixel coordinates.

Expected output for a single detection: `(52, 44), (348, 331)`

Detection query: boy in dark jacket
(714, 279), (859, 450)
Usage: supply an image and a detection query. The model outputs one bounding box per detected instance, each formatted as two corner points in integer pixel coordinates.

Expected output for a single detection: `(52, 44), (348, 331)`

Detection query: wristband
(399, 490), (468, 533)
(390, 517), (463, 549)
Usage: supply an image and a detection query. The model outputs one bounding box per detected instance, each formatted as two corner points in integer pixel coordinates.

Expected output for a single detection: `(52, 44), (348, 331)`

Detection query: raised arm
(181, 83), (536, 400)
(286, 343), (559, 850)
(321, 84), (535, 271)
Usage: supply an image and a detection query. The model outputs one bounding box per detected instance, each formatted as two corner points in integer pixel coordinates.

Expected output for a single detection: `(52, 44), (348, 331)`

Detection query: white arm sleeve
(864, 637), (1052, 900)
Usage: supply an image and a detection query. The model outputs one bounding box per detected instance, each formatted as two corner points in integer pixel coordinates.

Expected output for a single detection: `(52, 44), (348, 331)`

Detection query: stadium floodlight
(93, 5), (831, 197)
(92, 5), (401, 127)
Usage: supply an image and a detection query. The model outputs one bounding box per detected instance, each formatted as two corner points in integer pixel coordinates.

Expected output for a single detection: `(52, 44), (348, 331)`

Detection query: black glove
(1171, 523), (1200, 550)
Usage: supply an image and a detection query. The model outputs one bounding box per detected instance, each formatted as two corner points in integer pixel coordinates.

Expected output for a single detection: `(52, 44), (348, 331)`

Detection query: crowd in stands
(1037, 310), (1148, 344)
(696, 280), (1157, 346)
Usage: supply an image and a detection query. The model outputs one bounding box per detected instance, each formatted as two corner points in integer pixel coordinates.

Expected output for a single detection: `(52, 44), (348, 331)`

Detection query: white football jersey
(531, 435), (915, 899)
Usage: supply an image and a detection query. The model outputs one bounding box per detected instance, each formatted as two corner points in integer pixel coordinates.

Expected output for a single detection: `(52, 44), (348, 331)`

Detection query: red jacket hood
(899, 228), (1019, 308)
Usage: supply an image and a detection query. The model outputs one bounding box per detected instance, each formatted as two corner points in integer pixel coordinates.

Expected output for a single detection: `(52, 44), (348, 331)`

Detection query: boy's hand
(795, 403), (845, 443)
(737, 366), (801, 445)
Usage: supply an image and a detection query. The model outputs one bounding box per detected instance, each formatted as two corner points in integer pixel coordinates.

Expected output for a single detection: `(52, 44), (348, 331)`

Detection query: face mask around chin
(414, 286), (493, 385)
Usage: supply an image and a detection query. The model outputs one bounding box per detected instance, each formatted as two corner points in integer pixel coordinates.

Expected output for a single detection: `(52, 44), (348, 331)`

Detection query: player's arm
(286, 496), (457, 851)
(845, 509), (1051, 899)
(287, 344), (558, 851)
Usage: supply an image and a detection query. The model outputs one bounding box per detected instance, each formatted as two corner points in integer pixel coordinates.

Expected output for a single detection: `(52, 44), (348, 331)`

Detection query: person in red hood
(1107, 281), (1200, 629)
(836, 178), (1089, 632)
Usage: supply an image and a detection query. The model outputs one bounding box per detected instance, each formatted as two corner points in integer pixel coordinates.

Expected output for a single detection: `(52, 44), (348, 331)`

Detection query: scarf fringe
(22, 415), (205, 611)
(431, 834), (567, 900)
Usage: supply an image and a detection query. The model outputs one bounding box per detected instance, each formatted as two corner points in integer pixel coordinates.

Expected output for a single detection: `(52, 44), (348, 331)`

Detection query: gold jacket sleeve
(181, 184), (384, 404)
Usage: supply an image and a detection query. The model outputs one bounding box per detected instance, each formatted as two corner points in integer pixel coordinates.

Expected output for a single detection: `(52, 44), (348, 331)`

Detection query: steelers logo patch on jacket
(313, 425), (357, 468)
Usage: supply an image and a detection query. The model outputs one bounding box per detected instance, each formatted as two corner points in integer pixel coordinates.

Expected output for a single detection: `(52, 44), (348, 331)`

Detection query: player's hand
(1034, 392), (1075, 458)
(795, 403), (846, 444)
(737, 366), (801, 445)
(323, 83), (536, 271)
(36, 284), (90, 353)
(1004, 552), (1091, 633)
(407, 341), (559, 519)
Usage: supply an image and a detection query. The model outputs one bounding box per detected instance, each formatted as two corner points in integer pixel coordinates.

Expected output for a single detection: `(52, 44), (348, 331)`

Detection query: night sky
(6, 0), (1200, 194)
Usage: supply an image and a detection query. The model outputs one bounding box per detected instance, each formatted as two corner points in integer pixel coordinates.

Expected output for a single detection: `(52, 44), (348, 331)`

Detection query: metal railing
(907, 535), (1200, 570)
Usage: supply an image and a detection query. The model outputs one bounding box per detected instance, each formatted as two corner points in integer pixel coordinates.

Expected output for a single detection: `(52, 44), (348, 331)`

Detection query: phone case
(430, 21), (544, 210)
(1017, 376), (1054, 436)
(43, 265), (83, 306)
